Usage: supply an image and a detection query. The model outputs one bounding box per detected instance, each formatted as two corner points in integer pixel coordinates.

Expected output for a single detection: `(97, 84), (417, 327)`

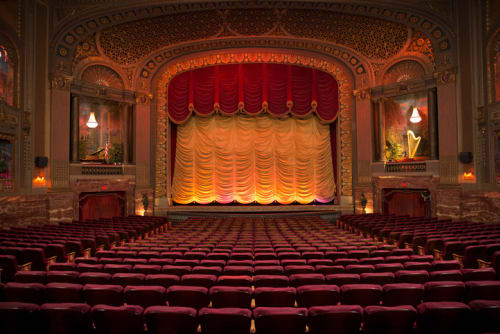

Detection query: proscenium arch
(151, 48), (355, 206)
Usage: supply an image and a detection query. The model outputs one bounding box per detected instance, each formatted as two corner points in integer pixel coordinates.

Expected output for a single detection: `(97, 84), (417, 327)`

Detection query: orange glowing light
(33, 176), (47, 187)
(463, 171), (474, 180)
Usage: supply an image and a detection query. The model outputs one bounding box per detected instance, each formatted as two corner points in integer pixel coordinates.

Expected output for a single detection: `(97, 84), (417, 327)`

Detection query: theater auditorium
(0, 0), (499, 333)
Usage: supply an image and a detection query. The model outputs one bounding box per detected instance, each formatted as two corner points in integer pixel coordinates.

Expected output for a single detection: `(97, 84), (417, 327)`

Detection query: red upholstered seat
(395, 270), (430, 284)
(382, 283), (424, 307)
(45, 283), (84, 303)
(364, 305), (417, 334)
(0, 302), (40, 334)
(46, 271), (80, 284)
(325, 273), (360, 286)
(48, 263), (76, 271)
(76, 263), (104, 273)
(14, 271), (47, 284)
(0, 255), (18, 283)
(145, 274), (180, 288)
(144, 306), (198, 334)
(461, 268), (496, 281)
(254, 275), (289, 288)
(404, 261), (432, 271)
(199, 307), (252, 334)
(289, 273), (325, 287)
(92, 305), (144, 334)
(417, 301), (472, 334)
(254, 265), (284, 275)
(469, 299), (500, 334)
(340, 284), (382, 307)
(83, 284), (124, 306)
(253, 307), (308, 334)
(375, 263), (404, 273)
(132, 264), (161, 275)
(429, 270), (463, 282)
(431, 260), (461, 271)
(465, 281), (500, 302)
(308, 305), (363, 334)
(223, 266), (253, 276)
(103, 264), (132, 274)
(181, 274), (216, 288)
(345, 264), (375, 274)
(423, 281), (465, 302)
(191, 266), (223, 276)
(254, 287), (296, 307)
(315, 265), (345, 275)
(296, 284), (339, 308)
(40, 303), (92, 334)
(124, 285), (166, 308)
(162, 265), (192, 276)
(360, 272), (395, 285)
(166, 285), (209, 309)
(209, 286), (252, 308)
(4, 282), (45, 304)
(216, 275), (252, 287)
(111, 273), (146, 287)
(78, 272), (111, 285)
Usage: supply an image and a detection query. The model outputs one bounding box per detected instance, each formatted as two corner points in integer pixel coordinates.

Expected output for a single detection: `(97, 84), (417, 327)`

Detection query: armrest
(66, 252), (76, 263)
(18, 262), (32, 271)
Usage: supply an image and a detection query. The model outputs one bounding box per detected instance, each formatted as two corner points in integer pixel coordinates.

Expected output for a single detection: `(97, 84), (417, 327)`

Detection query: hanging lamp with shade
(409, 106), (422, 123)
(86, 111), (98, 128)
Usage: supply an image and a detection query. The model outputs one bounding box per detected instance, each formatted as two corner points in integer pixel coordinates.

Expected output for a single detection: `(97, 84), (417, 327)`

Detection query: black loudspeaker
(34, 156), (48, 168)
(458, 152), (473, 164)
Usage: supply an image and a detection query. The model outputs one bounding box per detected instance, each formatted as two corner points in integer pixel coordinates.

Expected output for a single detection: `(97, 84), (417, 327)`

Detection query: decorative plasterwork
(80, 64), (124, 90)
(51, 1), (456, 75)
(154, 49), (354, 200)
(0, 100), (19, 130)
(50, 74), (73, 90)
(487, 28), (500, 104)
(72, 33), (99, 70)
(135, 37), (370, 88)
(382, 60), (426, 85)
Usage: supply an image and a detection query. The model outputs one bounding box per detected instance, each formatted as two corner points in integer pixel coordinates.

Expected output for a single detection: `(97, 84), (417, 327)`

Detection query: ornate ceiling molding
(50, 1), (456, 76)
(153, 48), (355, 200)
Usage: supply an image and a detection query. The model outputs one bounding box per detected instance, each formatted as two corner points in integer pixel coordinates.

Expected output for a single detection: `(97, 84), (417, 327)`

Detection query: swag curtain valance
(167, 63), (339, 124)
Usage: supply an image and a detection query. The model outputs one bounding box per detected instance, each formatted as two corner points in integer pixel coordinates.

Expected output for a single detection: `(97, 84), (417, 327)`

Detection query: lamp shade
(86, 111), (98, 128)
(409, 107), (422, 123)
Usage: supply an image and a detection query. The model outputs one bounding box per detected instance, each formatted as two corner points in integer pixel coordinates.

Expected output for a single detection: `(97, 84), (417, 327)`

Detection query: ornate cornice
(135, 91), (152, 104)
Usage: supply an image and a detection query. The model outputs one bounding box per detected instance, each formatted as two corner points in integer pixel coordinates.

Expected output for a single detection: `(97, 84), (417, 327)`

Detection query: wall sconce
(463, 170), (474, 180)
(86, 112), (98, 128)
(32, 176), (47, 187)
(409, 107), (422, 123)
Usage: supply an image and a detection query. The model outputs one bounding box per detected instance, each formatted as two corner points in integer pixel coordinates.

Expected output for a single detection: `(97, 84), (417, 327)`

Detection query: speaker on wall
(458, 152), (473, 164)
(35, 156), (48, 168)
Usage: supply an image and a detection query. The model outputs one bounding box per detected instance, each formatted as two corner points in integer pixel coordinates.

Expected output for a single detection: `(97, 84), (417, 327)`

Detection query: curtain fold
(167, 64), (339, 123)
(172, 114), (336, 205)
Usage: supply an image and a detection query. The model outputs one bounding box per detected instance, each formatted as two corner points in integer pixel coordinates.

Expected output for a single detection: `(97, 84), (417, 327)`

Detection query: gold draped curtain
(172, 113), (336, 204)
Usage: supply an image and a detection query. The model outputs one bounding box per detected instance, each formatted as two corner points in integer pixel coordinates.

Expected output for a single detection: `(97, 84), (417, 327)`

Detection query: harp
(407, 130), (421, 159)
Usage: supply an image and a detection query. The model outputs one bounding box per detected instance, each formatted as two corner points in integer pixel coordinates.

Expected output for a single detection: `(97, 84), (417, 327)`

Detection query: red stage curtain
(79, 192), (125, 221)
(383, 189), (427, 217)
(167, 64), (339, 124)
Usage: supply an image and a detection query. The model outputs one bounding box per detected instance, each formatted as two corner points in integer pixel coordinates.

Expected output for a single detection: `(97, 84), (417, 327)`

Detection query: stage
(155, 203), (348, 223)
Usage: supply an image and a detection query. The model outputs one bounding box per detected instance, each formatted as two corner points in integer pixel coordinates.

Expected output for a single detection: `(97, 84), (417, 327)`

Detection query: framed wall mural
(383, 92), (429, 162)
(0, 45), (14, 106)
(0, 134), (14, 192)
(78, 98), (123, 164)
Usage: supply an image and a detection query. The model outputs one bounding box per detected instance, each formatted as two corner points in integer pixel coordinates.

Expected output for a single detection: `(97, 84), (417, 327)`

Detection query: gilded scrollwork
(50, 74), (73, 90)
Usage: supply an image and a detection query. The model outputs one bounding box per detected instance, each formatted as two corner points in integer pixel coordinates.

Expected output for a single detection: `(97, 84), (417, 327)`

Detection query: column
(378, 99), (386, 162)
(428, 88), (439, 160)
(70, 94), (79, 163)
(122, 103), (130, 164)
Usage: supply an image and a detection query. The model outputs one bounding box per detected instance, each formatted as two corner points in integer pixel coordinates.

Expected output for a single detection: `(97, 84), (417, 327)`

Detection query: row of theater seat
(2, 280), (500, 308)
(0, 301), (499, 334)
(10, 267), (499, 287)
(339, 214), (500, 268)
(0, 216), (167, 282)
